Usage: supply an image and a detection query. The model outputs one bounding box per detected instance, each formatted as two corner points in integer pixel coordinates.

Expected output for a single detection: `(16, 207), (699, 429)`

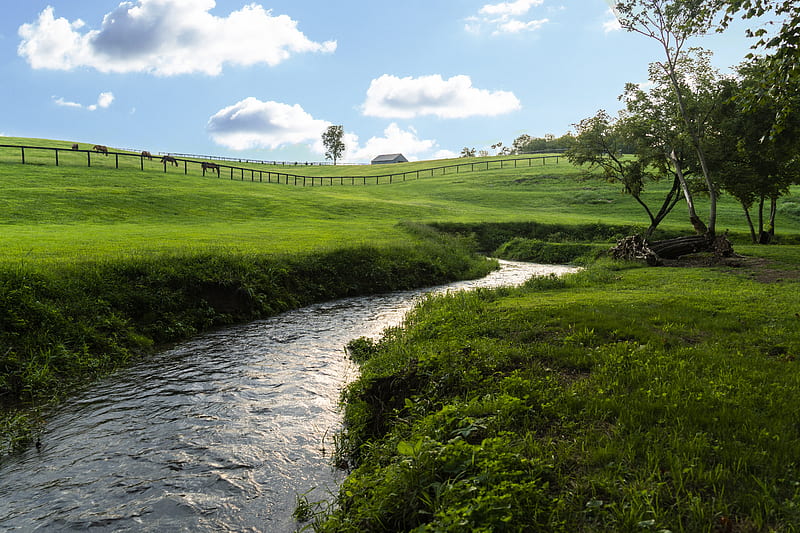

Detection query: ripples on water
(0, 261), (576, 532)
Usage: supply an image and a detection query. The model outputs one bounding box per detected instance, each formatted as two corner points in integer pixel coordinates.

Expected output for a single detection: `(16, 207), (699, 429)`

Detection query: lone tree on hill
(322, 125), (345, 165)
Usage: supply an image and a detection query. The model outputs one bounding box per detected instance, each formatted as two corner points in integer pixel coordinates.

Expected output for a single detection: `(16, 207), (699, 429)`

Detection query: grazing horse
(141, 151), (153, 160)
(161, 155), (178, 167)
(71, 143), (79, 150)
(202, 161), (220, 176)
(93, 145), (109, 156)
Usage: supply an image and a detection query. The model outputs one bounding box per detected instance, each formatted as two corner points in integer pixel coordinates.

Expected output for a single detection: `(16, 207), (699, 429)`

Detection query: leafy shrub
(494, 238), (593, 264)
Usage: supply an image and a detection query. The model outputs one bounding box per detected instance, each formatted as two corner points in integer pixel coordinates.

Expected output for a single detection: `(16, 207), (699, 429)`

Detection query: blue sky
(0, 1), (762, 163)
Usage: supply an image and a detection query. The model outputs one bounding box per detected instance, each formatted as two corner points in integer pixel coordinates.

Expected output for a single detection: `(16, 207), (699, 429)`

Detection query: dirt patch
(663, 253), (800, 283)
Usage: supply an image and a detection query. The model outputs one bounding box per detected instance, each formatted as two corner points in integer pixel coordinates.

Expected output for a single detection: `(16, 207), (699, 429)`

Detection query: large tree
(322, 125), (345, 165)
(612, 0), (726, 236)
(707, 57), (800, 242)
(566, 110), (683, 238)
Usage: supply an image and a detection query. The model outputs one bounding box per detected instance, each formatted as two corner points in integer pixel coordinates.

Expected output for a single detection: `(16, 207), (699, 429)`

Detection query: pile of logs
(611, 233), (734, 265)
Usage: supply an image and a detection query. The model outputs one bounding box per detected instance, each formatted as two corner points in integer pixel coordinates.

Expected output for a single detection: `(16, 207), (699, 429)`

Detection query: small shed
(371, 153), (408, 165)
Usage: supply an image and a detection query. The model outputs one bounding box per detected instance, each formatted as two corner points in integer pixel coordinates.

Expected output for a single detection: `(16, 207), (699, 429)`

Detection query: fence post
(140, 155), (144, 171)
(21, 147), (25, 164)
(115, 153), (119, 169)
(55, 149), (59, 166)
(88, 151), (91, 168)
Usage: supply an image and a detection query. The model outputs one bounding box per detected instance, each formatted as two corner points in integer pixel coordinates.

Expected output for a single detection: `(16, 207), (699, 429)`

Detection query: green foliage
(0, 230), (494, 449)
(494, 237), (596, 264)
(318, 254), (800, 531)
(430, 221), (656, 252)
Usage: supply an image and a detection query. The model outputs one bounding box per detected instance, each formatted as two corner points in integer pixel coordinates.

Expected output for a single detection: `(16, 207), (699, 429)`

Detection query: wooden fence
(0, 144), (566, 186)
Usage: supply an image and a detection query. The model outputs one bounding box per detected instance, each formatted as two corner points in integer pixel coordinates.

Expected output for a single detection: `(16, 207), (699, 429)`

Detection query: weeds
(317, 256), (800, 531)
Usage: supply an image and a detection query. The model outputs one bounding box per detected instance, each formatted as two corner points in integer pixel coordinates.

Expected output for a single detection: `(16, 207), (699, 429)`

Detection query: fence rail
(0, 144), (566, 186)
(158, 152), (368, 166)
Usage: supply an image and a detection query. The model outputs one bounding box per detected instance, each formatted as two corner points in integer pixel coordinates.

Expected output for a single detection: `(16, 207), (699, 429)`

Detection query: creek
(0, 260), (576, 532)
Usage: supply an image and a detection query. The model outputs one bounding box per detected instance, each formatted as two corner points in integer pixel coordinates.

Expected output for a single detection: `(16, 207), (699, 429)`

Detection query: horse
(202, 161), (220, 176)
(93, 145), (109, 156)
(141, 151), (153, 160)
(161, 156), (178, 167)
(71, 143), (79, 150)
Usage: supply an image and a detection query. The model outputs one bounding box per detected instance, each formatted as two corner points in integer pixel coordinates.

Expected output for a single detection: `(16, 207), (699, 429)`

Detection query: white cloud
(433, 149), (459, 160)
(468, 0), (549, 36)
(362, 74), (521, 119)
(207, 98), (440, 162)
(53, 97), (83, 109)
(207, 97), (331, 150)
(18, 2), (336, 76)
(494, 18), (548, 35)
(53, 91), (115, 111)
(339, 123), (437, 163)
(603, 8), (622, 32)
(479, 0), (544, 17)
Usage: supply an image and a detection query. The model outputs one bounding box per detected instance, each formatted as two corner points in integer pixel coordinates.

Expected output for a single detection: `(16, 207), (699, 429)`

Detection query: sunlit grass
(321, 259), (800, 531)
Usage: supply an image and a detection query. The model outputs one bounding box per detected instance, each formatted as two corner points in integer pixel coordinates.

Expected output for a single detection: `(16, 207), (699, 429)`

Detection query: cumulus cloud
(53, 91), (115, 111)
(207, 97), (331, 150)
(603, 8), (622, 32)
(362, 74), (521, 119)
(479, 0), (544, 16)
(18, 2), (336, 76)
(208, 98), (440, 162)
(340, 123), (437, 163)
(433, 149), (459, 160)
(467, 0), (548, 36)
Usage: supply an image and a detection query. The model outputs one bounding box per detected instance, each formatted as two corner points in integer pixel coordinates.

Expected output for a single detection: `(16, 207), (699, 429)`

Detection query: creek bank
(311, 258), (800, 531)
(0, 232), (495, 454)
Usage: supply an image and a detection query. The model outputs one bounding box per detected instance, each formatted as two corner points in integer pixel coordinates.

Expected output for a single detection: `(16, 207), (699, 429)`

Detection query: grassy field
(2, 136), (800, 530)
(2, 136), (798, 266)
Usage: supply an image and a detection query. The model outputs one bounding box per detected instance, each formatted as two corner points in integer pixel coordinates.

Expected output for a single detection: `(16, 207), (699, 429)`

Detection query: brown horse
(161, 156), (178, 167)
(71, 143), (79, 150)
(202, 161), (220, 176)
(141, 151), (153, 160)
(93, 145), (109, 156)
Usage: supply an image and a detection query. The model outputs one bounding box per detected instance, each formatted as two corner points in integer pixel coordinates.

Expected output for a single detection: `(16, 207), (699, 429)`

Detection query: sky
(0, 0), (765, 163)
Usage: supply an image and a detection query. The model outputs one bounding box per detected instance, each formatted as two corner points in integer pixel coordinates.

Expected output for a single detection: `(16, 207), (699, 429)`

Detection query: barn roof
(371, 153), (407, 163)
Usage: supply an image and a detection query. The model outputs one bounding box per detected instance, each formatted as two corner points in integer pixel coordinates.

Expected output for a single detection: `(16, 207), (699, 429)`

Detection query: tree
(510, 133), (575, 154)
(567, 110), (683, 238)
(322, 125), (345, 165)
(612, 0), (725, 236)
(460, 147), (476, 158)
(707, 58), (800, 242)
(720, 1), (800, 133)
(620, 48), (726, 235)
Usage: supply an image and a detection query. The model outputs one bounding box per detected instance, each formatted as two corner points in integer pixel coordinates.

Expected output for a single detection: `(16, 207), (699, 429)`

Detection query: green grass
(2, 136), (799, 265)
(314, 257), (800, 532)
(2, 135), (800, 529)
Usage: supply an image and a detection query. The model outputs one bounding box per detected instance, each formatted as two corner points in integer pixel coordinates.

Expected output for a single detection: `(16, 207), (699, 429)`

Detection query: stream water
(0, 261), (576, 532)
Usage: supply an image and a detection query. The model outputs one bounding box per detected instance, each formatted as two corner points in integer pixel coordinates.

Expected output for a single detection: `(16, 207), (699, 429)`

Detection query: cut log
(649, 235), (711, 259)
(610, 233), (734, 264)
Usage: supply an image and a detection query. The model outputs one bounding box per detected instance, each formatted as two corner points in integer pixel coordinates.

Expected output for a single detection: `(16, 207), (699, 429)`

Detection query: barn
(371, 153), (408, 165)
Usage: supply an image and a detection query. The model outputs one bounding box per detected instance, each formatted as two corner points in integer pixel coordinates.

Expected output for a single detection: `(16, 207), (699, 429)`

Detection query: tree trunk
(670, 150), (707, 234)
(741, 203), (757, 244)
(768, 196), (778, 240)
(757, 195), (771, 244)
(663, 49), (717, 236)
(645, 174), (683, 239)
(649, 235), (711, 259)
